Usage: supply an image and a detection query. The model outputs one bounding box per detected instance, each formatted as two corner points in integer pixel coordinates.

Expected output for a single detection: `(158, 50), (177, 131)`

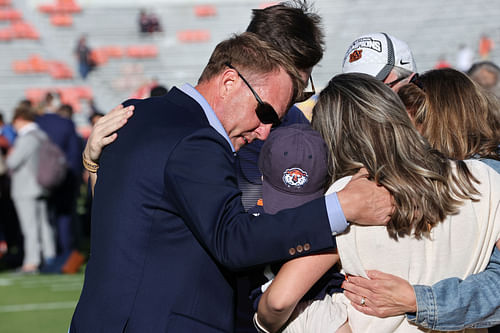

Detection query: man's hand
(337, 168), (394, 226)
(342, 270), (417, 317)
(83, 104), (134, 163)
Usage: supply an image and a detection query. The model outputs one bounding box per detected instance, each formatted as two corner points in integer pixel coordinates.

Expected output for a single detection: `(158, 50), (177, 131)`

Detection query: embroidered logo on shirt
(283, 168), (308, 188)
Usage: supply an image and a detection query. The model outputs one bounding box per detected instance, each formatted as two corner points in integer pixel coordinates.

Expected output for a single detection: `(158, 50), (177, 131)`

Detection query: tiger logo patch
(349, 49), (363, 63)
(283, 168), (309, 188)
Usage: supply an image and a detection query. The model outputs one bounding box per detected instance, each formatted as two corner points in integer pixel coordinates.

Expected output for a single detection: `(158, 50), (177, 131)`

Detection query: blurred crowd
(0, 93), (92, 274)
(0, 82), (169, 274)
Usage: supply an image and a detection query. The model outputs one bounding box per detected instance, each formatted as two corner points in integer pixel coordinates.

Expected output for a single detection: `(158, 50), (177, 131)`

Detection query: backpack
(37, 137), (67, 190)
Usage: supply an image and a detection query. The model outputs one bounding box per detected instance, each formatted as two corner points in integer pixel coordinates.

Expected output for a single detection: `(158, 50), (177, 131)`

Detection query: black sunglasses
(295, 76), (316, 103)
(409, 73), (424, 90)
(385, 73), (422, 90)
(385, 75), (409, 88)
(225, 62), (281, 128)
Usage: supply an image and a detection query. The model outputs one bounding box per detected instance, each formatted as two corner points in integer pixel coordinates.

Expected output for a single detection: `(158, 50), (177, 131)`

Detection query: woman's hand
(83, 104), (134, 163)
(342, 270), (417, 317)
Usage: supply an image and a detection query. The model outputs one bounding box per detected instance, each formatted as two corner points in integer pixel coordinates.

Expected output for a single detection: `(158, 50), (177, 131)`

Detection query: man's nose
(255, 123), (272, 141)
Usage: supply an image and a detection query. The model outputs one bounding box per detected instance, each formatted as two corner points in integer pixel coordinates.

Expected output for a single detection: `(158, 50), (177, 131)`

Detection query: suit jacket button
(289, 248), (296, 256)
(296, 245), (303, 253)
(304, 243), (311, 251)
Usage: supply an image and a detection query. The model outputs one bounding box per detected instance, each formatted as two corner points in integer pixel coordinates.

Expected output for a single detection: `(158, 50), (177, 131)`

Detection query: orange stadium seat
(177, 29), (210, 43)
(0, 28), (12, 41)
(0, 0), (12, 6)
(11, 21), (39, 39)
(56, 0), (82, 13)
(126, 45), (159, 58)
(47, 61), (73, 79)
(194, 5), (217, 17)
(12, 60), (30, 73)
(73, 86), (93, 99)
(143, 45), (158, 57)
(39, 0), (81, 14)
(25, 88), (47, 105)
(60, 88), (78, 103)
(90, 49), (108, 65)
(28, 54), (48, 72)
(0, 9), (22, 20)
(38, 4), (56, 13)
(50, 13), (73, 26)
(102, 46), (123, 58)
(13, 56), (73, 79)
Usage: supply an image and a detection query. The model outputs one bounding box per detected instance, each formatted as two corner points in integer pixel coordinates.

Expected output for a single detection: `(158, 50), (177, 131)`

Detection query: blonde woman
(397, 68), (500, 173)
(255, 73), (500, 333)
(340, 69), (500, 329)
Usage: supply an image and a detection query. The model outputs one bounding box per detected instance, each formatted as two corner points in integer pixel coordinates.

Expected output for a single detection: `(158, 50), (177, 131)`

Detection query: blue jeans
(408, 246), (500, 330)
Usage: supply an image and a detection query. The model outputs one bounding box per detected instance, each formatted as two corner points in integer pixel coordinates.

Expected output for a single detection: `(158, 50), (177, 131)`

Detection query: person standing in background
(74, 35), (94, 80)
(6, 106), (56, 273)
(37, 99), (83, 272)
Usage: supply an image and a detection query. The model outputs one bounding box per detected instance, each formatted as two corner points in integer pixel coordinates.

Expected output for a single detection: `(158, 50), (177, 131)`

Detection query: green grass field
(0, 271), (84, 333)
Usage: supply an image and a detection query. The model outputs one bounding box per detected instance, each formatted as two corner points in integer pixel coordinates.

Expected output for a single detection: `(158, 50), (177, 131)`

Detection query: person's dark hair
(18, 99), (33, 108)
(57, 104), (74, 118)
(43, 92), (54, 103)
(150, 85), (168, 97)
(467, 60), (500, 96)
(12, 105), (36, 122)
(467, 60), (500, 76)
(89, 111), (104, 126)
(198, 32), (304, 101)
(246, 0), (324, 71)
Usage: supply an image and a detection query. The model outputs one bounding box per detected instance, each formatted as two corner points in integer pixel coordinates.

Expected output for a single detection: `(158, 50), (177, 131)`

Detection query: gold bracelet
(82, 153), (99, 173)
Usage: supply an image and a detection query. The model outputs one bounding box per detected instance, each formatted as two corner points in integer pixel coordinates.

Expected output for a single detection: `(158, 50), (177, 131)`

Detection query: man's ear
(219, 68), (239, 99)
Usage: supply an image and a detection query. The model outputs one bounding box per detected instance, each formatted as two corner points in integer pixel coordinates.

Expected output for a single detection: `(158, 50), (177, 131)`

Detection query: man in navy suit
(71, 33), (392, 332)
(37, 101), (82, 259)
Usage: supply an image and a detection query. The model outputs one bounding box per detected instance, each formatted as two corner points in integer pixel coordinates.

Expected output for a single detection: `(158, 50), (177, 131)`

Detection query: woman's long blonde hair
(311, 73), (479, 240)
(398, 68), (500, 161)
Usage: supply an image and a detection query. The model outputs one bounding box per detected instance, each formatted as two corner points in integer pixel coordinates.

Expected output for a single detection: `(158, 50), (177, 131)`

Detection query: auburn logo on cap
(349, 50), (363, 63)
(283, 168), (309, 188)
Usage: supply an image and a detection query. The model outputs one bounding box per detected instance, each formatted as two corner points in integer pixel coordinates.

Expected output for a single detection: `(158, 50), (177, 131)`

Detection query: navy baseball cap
(258, 123), (329, 214)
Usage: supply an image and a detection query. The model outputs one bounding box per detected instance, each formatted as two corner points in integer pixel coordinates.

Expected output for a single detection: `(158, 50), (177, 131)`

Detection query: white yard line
(0, 301), (77, 313)
(0, 278), (12, 286)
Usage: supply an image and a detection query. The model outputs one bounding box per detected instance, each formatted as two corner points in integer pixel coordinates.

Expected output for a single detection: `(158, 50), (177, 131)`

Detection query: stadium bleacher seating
(194, 5), (217, 17)
(0, 0), (499, 134)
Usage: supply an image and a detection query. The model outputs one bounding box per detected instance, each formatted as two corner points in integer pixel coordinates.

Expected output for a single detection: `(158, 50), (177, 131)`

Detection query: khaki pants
(13, 196), (55, 267)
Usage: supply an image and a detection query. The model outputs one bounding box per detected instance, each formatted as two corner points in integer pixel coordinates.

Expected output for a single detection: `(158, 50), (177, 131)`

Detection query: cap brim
(343, 63), (385, 79)
(262, 180), (324, 215)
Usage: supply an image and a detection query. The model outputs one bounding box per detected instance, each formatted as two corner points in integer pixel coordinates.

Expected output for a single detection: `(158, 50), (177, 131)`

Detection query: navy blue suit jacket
(70, 87), (335, 333)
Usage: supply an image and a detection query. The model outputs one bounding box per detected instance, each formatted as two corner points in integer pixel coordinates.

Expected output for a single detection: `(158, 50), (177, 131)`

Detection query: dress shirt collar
(179, 83), (235, 152)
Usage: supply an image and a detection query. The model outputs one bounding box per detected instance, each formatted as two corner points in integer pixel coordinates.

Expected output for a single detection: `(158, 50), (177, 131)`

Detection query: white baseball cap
(342, 32), (417, 81)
